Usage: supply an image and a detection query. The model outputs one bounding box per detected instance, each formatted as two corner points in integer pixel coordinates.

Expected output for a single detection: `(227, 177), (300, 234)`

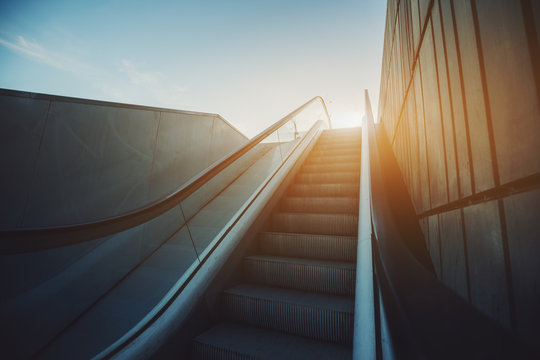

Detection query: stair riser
(315, 143), (361, 152)
(288, 184), (359, 197)
(272, 214), (358, 236)
(281, 197), (358, 214)
(319, 135), (361, 143)
(302, 163), (360, 173)
(310, 149), (361, 158)
(306, 155), (360, 165)
(259, 233), (356, 261)
(191, 342), (256, 360)
(244, 259), (355, 296)
(296, 172), (359, 184)
(222, 294), (353, 345)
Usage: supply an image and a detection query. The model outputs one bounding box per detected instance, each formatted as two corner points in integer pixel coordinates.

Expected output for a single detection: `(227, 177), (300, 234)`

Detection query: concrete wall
(378, 0), (540, 348)
(0, 89), (248, 228)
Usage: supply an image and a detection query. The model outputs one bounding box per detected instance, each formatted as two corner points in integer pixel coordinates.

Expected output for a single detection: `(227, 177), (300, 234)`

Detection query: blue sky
(0, 0), (386, 135)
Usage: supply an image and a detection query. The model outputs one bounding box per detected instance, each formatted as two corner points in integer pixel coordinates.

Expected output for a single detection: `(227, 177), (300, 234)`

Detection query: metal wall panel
(379, 0), (540, 346)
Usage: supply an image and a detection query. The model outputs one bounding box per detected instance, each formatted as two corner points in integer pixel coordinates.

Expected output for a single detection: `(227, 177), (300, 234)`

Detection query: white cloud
(0, 35), (191, 111)
(106, 59), (191, 109)
(0, 35), (96, 74)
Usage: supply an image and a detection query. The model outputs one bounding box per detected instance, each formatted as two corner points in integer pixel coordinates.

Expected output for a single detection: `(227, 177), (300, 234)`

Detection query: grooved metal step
(221, 284), (354, 345)
(281, 196), (358, 214)
(296, 171), (360, 184)
(310, 148), (361, 158)
(244, 255), (355, 296)
(288, 183), (359, 197)
(315, 142), (361, 151)
(259, 232), (357, 261)
(321, 129), (361, 137)
(271, 213), (358, 236)
(302, 163), (360, 173)
(306, 154), (360, 165)
(192, 322), (352, 360)
(319, 134), (361, 142)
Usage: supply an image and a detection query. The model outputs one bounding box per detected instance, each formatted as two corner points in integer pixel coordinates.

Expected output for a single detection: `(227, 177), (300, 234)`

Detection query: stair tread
(193, 322), (351, 359)
(262, 231), (356, 240)
(301, 163), (360, 173)
(288, 183), (359, 198)
(259, 232), (357, 262)
(297, 171), (360, 176)
(223, 284), (354, 311)
(245, 255), (355, 268)
(272, 212), (358, 236)
(274, 212), (358, 218)
(295, 172), (360, 185)
(290, 184), (358, 191)
(281, 196), (358, 214)
(283, 195), (359, 200)
(308, 154), (360, 159)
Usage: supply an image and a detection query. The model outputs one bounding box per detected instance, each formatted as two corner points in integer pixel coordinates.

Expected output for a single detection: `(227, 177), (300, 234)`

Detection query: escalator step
(305, 154), (360, 165)
(296, 171), (360, 184)
(244, 255), (355, 296)
(302, 163), (360, 173)
(272, 213), (358, 236)
(281, 196), (358, 214)
(316, 139), (360, 148)
(191, 322), (352, 360)
(314, 144), (361, 154)
(259, 232), (356, 262)
(221, 284), (354, 345)
(310, 147), (361, 158)
(320, 129), (361, 138)
(288, 183), (359, 197)
(318, 134), (361, 142)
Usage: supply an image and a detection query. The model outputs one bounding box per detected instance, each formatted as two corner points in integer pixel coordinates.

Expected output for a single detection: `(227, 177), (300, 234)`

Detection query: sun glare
(331, 110), (362, 129)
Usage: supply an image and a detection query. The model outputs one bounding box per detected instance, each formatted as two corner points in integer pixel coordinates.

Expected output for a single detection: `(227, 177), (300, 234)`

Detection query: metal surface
(0, 96), (330, 254)
(352, 90), (376, 360)
(367, 92), (537, 359)
(99, 119), (325, 360)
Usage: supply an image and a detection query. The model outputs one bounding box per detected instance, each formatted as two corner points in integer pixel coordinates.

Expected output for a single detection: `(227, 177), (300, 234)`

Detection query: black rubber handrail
(366, 99), (537, 358)
(1, 96), (330, 254)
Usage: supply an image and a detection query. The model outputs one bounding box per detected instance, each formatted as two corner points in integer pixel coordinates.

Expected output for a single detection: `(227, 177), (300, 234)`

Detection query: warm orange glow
(331, 109), (362, 129)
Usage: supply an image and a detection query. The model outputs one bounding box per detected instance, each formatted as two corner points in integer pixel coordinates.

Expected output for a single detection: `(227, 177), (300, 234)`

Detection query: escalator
(0, 97), (335, 359)
(192, 129), (361, 359)
(1, 92), (537, 360)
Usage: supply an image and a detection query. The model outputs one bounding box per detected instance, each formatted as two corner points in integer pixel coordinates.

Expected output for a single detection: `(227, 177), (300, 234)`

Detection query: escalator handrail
(352, 90), (376, 359)
(0, 96), (331, 254)
(94, 117), (326, 360)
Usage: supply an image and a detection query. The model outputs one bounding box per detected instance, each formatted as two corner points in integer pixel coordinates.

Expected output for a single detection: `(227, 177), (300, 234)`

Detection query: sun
(331, 110), (362, 129)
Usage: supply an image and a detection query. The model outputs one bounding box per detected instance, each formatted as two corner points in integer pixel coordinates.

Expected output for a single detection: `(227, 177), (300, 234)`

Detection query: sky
(0, 0), (387, 136)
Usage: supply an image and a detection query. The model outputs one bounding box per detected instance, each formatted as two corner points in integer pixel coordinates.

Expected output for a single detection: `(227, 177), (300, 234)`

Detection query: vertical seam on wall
(412, 83), (423, 212)
(450, 0), (476, 194)
(497, 200), (517, 330)
(381, 0), (403, 111)
(470, 0), (501, 187)
(438, 0), (462, 199)
(459, 208), (472, 301)
(389, 0), (435, 146)
(418, 62), (433, 208)
(147, 111), (162, 200)
(520, 0), (540, 109)
(19, 100), (52, 227)
(430, 17), (451, 204)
